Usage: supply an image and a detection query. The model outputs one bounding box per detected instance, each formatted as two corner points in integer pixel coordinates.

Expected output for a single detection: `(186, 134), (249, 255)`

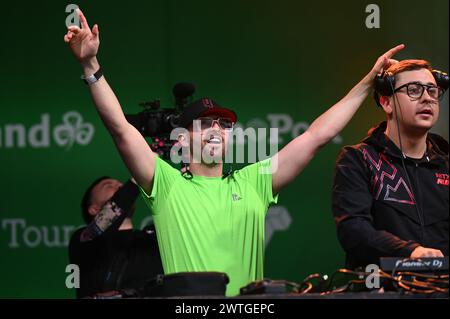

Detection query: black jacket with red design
(332, 122), (449, 269)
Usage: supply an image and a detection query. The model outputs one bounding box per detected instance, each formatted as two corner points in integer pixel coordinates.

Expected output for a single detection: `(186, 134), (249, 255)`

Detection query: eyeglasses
(394, 82), (444, 100)
(194, 117), (234, 130)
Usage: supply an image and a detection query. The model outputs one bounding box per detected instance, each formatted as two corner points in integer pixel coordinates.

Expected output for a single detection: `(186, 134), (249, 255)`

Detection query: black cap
(178, 98), (237, 129)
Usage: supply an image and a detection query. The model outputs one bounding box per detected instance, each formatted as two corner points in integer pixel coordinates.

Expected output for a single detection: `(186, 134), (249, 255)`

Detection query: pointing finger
(77, 8), (91, 32)
(384, 44), (405, 59)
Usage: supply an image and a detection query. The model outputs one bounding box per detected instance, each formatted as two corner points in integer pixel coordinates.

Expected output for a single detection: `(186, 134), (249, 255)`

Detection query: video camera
(125, 82), (195, 158)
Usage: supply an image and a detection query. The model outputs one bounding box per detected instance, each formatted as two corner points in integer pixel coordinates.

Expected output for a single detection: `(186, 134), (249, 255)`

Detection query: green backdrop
(0, 0), (448, 298)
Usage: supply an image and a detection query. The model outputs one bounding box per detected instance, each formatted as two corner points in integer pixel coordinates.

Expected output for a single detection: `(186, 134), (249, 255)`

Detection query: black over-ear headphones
(374, 69), (449, 107)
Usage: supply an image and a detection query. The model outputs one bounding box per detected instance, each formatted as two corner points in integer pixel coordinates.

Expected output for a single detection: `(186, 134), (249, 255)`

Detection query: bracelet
(81, 68), (103, 85)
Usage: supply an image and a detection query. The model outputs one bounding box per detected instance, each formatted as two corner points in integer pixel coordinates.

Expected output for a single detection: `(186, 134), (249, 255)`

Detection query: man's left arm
(272, 44), (404, 194)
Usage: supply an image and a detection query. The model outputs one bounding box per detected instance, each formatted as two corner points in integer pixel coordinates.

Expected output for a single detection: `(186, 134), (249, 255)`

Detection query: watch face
(82, 74), (98, 85)
(86, 74), (97, 84)
(81, 69), (102, 85)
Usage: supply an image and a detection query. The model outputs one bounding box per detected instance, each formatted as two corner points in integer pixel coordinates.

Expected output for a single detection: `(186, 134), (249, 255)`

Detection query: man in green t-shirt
(64, 8), (404, 295)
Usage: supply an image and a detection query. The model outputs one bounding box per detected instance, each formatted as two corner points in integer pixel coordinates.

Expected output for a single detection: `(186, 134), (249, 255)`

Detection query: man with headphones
(332, 59), (449, 269)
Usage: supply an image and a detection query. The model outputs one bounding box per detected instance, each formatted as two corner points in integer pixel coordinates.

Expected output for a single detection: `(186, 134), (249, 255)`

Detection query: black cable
(325, 268), (367, 291)
(383, 257), (449, 294)
(298, 273), (323, 294)
(388, 81), (426, 242)
(298, 267), (447, 295)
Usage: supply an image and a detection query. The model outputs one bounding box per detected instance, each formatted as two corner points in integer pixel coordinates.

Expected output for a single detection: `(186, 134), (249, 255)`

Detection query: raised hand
(366, 44), (405, 81)
(64, 8), (100, 65)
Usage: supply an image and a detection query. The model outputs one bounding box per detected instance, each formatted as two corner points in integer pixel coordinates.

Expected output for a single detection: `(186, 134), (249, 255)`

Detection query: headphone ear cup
(433, 70), (449, 91)
(375, 73), (395, 96)
(373, 91), (382, 108)
(374, 72), (395, 107)
(374, 74), (384, 95)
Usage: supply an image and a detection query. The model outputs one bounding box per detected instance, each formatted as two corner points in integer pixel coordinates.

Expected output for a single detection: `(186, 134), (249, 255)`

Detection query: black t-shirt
(68, 225), (163, 298)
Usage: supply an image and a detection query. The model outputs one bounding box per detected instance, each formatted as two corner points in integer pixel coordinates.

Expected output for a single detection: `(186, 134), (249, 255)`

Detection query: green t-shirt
(139, 157), (278, 296)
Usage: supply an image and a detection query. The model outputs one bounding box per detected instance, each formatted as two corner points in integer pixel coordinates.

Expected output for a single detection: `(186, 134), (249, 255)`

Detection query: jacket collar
(362, 122), (448, 166)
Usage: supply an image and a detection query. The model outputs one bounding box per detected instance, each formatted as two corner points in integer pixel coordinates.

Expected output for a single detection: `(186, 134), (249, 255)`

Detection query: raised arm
(272, 44), (405, 195)
(79, 179), (139, 242)
(64, 8), (155, 193)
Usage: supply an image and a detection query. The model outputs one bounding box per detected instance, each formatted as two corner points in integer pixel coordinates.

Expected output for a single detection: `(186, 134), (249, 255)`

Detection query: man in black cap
(174, 97), (238, 175)
(64, 8), (404, 295)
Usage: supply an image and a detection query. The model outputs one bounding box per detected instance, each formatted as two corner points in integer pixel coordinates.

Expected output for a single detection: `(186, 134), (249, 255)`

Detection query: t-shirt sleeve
(138, 156), (179, 215)
(236, 158), (279, 208)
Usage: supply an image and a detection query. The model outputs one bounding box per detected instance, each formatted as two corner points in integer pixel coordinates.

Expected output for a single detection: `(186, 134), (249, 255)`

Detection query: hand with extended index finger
(368, 44), (405, 79)
(63, 8), (100, 64)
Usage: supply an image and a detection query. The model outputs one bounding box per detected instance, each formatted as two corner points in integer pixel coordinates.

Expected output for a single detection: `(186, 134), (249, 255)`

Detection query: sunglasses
(194, 117), (234, 130)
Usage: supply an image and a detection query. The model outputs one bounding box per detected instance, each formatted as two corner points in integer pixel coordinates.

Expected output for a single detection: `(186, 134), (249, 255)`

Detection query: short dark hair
(80, 176), (111, 224)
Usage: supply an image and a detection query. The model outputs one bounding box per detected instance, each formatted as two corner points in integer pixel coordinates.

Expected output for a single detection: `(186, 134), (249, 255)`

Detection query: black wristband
(110, 179), (140, 216)
(81, 68), (103, 85)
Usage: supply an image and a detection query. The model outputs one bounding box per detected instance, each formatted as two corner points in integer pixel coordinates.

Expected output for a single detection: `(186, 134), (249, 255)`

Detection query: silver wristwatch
(81, 68), (103, 85)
